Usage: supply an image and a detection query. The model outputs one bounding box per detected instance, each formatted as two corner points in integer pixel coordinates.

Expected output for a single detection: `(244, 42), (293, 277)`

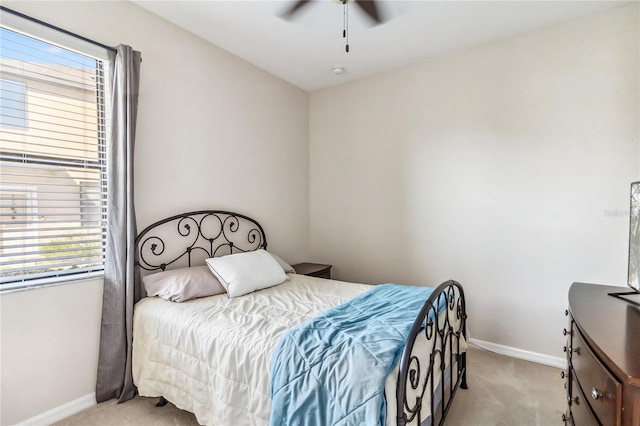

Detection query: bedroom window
(0, 78), (27, 130)
(0, 17), (111, 291)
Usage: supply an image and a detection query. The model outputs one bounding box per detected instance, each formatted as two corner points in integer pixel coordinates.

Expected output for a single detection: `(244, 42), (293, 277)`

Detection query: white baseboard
(469, 338), (566, 369)
(16, 393), (96, 426)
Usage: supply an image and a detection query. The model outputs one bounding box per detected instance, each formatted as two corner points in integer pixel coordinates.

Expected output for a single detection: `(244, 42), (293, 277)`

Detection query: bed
(131, 210), (468, 426)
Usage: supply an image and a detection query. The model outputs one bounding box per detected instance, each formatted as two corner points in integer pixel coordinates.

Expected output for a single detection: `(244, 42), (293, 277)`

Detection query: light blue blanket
(269, 284), (437, 426)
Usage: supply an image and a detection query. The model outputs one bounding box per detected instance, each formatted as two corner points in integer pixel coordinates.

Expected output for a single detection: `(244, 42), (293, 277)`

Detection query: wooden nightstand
(292, 263), (332, 279)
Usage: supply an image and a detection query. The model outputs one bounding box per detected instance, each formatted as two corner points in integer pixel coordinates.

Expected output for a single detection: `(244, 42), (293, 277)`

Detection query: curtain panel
(96, 44), (142, 403)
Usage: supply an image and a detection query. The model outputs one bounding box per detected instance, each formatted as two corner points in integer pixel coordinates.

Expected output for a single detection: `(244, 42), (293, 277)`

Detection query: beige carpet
(54, 346), (565, 426)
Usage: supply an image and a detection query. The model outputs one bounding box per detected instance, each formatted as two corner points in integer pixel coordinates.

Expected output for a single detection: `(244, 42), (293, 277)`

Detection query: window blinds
(0, 25), (110, 289)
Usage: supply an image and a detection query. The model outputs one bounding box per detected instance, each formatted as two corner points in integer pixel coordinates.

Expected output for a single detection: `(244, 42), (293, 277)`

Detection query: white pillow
(205, 249), (287, 298)
(142, 265), (226, 302)
(269, 252), (295, 274)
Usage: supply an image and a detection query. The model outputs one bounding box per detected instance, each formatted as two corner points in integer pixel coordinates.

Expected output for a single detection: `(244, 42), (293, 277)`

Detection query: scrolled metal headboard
(135, 210), (267, 275)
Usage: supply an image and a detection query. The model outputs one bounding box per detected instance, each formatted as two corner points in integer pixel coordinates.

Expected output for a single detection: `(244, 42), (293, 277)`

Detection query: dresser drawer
(570, 372), (599, 426)
(571, 323), (622, 426)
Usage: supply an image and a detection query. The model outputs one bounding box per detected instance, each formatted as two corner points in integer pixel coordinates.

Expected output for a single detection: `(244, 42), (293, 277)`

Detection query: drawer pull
(567, 395), (579, 405)
(591, 387), (603, 400)
(563, 346), (579, 354)
(563, 328), (571, 336)
(565, 309), (569, 316)
(562, 413), (568, 423)
(560, 371), (566, 379)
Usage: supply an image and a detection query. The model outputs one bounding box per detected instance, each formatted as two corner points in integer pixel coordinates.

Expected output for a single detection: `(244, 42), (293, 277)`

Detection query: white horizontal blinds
(0, 25), (110, 289)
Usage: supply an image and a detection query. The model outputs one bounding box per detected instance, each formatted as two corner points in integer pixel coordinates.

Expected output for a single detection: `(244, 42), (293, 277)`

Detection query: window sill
(0, 271), (104, 294)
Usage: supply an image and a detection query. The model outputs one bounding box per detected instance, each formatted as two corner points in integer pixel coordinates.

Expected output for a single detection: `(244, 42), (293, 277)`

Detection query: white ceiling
(133, 1), (630, 92)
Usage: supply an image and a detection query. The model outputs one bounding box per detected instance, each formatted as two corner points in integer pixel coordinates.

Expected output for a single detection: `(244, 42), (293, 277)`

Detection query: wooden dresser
(563, 283), (640, 425)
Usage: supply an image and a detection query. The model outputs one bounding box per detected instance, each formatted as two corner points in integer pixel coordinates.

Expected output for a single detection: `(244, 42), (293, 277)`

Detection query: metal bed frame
(134, 210), (467, 426)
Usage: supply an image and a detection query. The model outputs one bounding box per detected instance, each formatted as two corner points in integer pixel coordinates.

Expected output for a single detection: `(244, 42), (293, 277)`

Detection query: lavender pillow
(269, 252), (296, 274)
(142, 265), (225, 302)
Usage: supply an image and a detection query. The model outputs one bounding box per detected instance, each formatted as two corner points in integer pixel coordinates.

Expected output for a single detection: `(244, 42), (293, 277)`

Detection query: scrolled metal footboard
(396, 280), (468, 426)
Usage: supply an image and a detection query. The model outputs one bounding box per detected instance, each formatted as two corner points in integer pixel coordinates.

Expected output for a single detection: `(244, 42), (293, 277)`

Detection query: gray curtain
(96, 44), (142, 403)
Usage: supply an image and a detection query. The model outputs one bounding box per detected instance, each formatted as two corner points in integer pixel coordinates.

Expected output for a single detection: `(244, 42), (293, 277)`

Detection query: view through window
(0, 24), (110, 290)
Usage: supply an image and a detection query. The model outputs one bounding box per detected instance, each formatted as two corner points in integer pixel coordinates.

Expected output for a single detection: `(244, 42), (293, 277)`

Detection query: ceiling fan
(282, 0), (385, 25)
(282, 0), (385, 52)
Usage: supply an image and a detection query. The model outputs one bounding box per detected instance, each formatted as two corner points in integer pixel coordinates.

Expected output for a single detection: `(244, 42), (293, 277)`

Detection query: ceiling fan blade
(355, 0), (382, 24)
(281, 0), (311, 19)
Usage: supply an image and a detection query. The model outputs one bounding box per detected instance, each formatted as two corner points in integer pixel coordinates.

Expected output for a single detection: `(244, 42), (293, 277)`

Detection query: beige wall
(0, 1), (309, 424)
(0, 278), (103, 425)
(2, 1), (638, 424)
(309, 4), (639, 357)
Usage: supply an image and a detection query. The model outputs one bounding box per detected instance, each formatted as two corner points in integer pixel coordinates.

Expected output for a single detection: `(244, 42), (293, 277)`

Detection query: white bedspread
(133, 274), (370, 425)
(133, 274), (467, 426)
